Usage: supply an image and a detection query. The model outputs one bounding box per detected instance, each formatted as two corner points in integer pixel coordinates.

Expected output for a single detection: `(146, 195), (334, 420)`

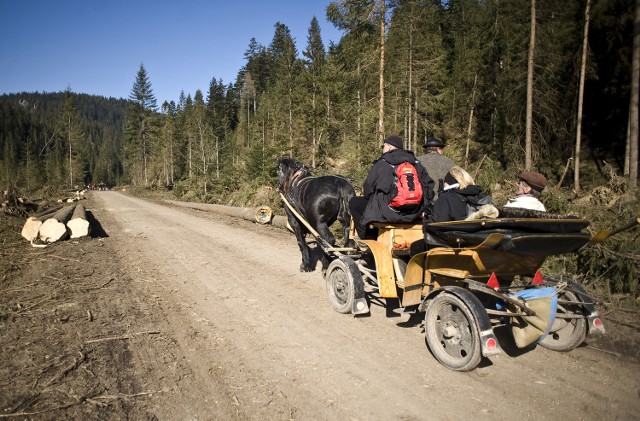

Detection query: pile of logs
(58, 189), (87, 203)
(21, 204), (91, 246)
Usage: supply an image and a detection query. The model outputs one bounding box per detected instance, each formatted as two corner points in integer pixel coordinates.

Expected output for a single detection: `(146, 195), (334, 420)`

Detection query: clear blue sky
(0, 0), (343, 106)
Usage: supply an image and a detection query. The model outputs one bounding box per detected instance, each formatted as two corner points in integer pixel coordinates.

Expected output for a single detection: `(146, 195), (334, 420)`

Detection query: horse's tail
(338, 178), (356, 221)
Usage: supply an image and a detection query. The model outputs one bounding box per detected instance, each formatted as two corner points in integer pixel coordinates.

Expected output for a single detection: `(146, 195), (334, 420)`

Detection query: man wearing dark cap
(503, 171), (548, 212)
(417, 137), (456, 199)
(349, 135), (435, 239)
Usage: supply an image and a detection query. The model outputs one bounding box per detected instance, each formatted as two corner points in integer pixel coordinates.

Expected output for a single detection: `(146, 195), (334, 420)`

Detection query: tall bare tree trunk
(68, 116), (73, 188)
(408, 21), (413, 151)
(378, 0), (386, 145)
(629, 0), (640, 190)
(312, 88), (317, 168)
(465, 74), (478, 168)
(574, 0), (591, 193)
(525, 0), (536, 170)
(289, 86), (293, 156)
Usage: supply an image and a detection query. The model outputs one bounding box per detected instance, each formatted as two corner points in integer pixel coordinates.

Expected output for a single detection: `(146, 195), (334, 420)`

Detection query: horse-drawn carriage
(277, 158), (637, 371)
(323, 217), (618, 371)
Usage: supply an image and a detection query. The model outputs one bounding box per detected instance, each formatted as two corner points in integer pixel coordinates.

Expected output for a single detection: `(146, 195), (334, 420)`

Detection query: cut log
(67, 204), (91, 238)
(165, 200), (292, 232)
(38, 205), (77, 243)
(21, 217), (43, 241)
(20, 205), (65, 241)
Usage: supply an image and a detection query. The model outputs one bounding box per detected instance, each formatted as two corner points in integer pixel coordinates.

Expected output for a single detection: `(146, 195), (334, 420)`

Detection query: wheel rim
(329, 266), (349, 306)
(433, 300), (475, 360)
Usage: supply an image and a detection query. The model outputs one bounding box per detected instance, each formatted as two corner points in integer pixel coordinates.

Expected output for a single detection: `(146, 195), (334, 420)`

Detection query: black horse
(277, 158), (355, 272)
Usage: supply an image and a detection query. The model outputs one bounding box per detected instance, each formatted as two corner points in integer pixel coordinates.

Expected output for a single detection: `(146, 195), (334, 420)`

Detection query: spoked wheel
(539, 290), (587, 351)
(325, 258), (356, 314)
(424, 292), (482, 371)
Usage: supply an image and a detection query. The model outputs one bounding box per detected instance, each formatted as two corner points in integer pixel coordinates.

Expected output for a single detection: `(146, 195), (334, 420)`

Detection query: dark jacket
(362, 149), (435, 226)
(428, 185), (484, 223)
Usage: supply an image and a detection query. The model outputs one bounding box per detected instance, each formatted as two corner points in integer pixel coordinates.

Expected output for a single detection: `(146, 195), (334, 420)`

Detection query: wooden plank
(402, 252), (429, 307)
(360, 239), (397, 298)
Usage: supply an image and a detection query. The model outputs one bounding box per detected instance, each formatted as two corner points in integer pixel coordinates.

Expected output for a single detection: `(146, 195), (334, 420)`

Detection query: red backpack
(386, 160), (423, 211)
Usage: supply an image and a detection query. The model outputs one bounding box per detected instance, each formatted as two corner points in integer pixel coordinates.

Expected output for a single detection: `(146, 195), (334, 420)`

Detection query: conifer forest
(1, 0), (638, 293)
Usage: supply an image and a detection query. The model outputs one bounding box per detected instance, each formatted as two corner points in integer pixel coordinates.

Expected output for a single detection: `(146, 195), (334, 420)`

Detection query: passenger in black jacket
(349, 135), (435, 239)
(428, 166), (484, 222)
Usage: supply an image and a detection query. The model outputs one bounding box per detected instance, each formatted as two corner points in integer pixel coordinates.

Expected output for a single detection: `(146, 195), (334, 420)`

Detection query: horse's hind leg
(338, 205), (354, 248)
(342, 214), (354, 248)
(315, 223), (336, 275)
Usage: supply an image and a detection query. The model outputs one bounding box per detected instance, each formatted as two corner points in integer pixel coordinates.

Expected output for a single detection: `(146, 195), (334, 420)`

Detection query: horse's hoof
(300, 265), (314, 272)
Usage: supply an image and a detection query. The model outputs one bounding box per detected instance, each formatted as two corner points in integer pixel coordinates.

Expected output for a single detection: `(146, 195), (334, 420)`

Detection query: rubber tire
(539, 290), (587, 352)
(424, 292), (482, 371)
(325, 258), (355, 314)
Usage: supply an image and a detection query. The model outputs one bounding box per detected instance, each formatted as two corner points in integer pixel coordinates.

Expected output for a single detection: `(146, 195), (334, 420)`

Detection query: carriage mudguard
(420, 286), (503, 357)
(336, 255), (369, 315)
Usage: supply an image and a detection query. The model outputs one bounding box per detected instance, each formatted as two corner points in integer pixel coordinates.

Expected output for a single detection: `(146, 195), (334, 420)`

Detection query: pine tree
(56, 88), (86, 188)
(270, 22), (301, 156)
(302, 16), (328, 167)
(327, 0), (382, 174)
(124, 63), (159, 185)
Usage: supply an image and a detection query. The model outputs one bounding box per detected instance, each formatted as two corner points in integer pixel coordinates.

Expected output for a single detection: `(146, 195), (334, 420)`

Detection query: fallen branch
(84, 330), (160, 345)
(0, 401), (80, 418)
(43, 352), (87, 388)
(90, 390), (158, 401)
(585, 345), (621, 357)
(557, 157), (573, 188)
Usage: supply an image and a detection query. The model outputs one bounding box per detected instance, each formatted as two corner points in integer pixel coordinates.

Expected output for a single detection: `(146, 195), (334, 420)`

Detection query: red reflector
(594, 318), (603, 328)
(487, 272), (499, 289)
(485, 337), (497, 350)
(532, 270), (544, 285)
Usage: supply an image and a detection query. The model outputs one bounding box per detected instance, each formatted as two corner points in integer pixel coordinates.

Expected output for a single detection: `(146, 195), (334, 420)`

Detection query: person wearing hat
(418, 137), (456, 200)
(349, 135), (435, 239)
(503, 171), (548, 212)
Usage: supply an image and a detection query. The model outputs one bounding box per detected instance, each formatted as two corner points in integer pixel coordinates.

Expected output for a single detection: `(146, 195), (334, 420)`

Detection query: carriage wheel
(539, 290), (587, 352)
(424, 292), (482, 371)
(325, 258), (356, 314)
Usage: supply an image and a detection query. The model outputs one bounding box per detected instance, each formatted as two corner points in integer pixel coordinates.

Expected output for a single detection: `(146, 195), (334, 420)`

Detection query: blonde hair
(448, 166), (475, 189)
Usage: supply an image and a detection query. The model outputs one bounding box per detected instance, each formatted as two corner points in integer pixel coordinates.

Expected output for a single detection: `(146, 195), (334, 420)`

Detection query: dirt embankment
(1, 191), (639, 420)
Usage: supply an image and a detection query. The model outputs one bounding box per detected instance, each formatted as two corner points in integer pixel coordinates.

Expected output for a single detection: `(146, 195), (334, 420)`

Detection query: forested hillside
(1, 0), (637, 194)
(0, 0), (638, 294)
(0, 91), (128, 189)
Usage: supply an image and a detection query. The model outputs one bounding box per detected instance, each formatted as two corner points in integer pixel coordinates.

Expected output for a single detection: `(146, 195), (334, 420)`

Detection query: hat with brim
(424, 137), (445, 148)
(384, 135), (403, 149)
(519, 171), (547, 192)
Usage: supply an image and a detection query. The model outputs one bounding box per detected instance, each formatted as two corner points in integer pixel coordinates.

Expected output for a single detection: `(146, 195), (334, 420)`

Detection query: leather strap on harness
(279, 192), (332, 249)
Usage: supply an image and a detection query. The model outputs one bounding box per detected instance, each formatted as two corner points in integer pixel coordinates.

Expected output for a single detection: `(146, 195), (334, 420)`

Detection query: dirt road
(3, 191), (638, 420)
(84, 191), (639, 420)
